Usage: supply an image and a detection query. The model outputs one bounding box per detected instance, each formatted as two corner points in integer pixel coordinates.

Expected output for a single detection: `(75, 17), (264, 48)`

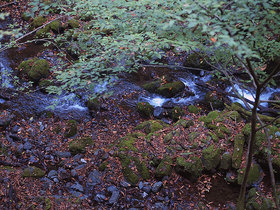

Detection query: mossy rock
(135, 159), (150, 180)
(30, 16), (47, 30)
(66, 19), (80, 29)
(87, 98), (100, 112)
(188, 105), (200, 114)
(117, 135), (137, 152)
(35, 26), (51, 38)
(207, 131), (218, 142)
(223, 110), (242, 122)
(135, 120), (168, 134)
(175, 156), (203, 181)
(188, 132), (200, 143)
(28, 59), (50, 82)
(237, 163), (263, 186)
(145, 132), (160, 142)
(136, 102), (154, 118)
(47, 20), (62, 33)
(45, 197), (52, 210)
(164, 129), (180, 144)
(219, 152), (232, 170)
(174, 119), (194, 128)
(204, 91), (225, 110)
(155, 156), (173, 179)
(64, 120), (78, 138)
(18, 58), (36, 74)
(232, 134), (245, 169)
(202, 145), (221, 171)
(199, 110), (220, 124)
(22, 166), (45, 178)
(184, 53), (210, 68)
(157, 81), (185, 98)
(69, 137), (94, 155)
(142, 80), (161, 92)
(171, 106), (185, 121)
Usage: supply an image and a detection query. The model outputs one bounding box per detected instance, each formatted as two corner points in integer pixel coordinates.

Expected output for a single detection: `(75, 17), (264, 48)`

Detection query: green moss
(202, 145), (221, 171)
(174, 119), (194, 128)
(175, 156), (203, 181)
(35, 26), (50, 38)
(18, 59), (35, 74)
(69, 137), (94, 155)
(155, 156), (173, 179)
(232, 134), (245, 169)
(145, 132), (160, 142)
(22, 166), (45, 178)
(45, 198), (52, 210)
(136, 102), (154, 118)
(64, 120), (78, 138)
(39, 79), (53, 93)
(157, 81), (185, 98)
(28, 59), (50, 82)
(219, 152), (232, 170)
(188, 132), (200, 142)
(135, 159), (150, 180)
(118, 155), (139, 185)
(207, 131), (218, 142)
(142, 80), (161, 92)
(224, 110), (242, 122)
(135, 120), (168, 134)
(48, 20), (61, 32)
(117, 136), (137, 152)
(22, 12), (32, 21)
(171, 106), (185, 121)
(30, 16), (47, 30)
(188, 105), (200, 114)
(201, 110), (220, 124)
(237, 163), (262, 186)
(204, 91), (225, 110)
(185, 53), (209, 68)
(98, 161), (108, 171)
(164, 129), (180, 144)
(67, 19), (80, 29)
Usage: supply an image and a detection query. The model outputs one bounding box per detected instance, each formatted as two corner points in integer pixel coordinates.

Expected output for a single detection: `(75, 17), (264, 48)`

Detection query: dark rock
(58, 168), (70, 180)
(0, 111), (13, 127)
(9, 133), (22, 141)
(71, 169), (78, 177)
(142, 182), (152, 193)
(17, 144), (24, 153)
(11, 125), (20, 134)
(86, 169), (101, 194)
(137, 102), (154, 118)
(152, 182), (163, 193)
(120, 180), (131, 188)
(138, 181), (144, 190)
(154, 202), (168, 210)
(47, 170), (58, 179)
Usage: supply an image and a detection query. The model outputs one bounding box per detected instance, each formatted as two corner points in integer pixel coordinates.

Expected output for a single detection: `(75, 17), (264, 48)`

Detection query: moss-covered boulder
(35, 26), (51, 38)
(142, 79), (185, 98)
(30, 16), (47, 30)
(22, 166), (45, 178)
(164, 129), (181, 144)
(188, 132), (200, 143)
(155, 157), (173, 179)
(18, 58), (50, 82)
(232, 134), (245, 169)
(188, 105), (200, 114)
(48, 20), (62, 33)
(135, 120), (168, 134)
(64, 120), (78, 138)
(202, 145), (221, 171)
(170, 106), (185, 121)
(199, 110), (219, 125)
(157, 81), (185, 98)
(175, 156), (203, 181)
(66, 19), (80, 29)
(117, 135), (137, 152)
(183, 53), (210, 69)
(219, 152), (232, 170)
(136, 102), (154, 118)
(237, 163), (263, 186)
(174, 118), (194, 128)
(69, 137), (94, 155)
(87, 98), (100, 113)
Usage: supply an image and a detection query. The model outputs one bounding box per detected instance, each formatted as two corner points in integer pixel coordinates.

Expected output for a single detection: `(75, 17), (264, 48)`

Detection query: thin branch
(0, 1), (16, 8)
(136, 63), (212, 72)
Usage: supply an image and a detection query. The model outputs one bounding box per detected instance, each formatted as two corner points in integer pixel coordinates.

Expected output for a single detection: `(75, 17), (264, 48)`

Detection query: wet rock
(71, 169), (78, 177)
(64, 120), (78, 138)
(142, 182), (152, 193)
(23, 142), (32, 150)
(11, 125), (20, 134)
(170, 106), (185, 121)
(152, 182), (163, 193)
(137, 102), (154, 118)
(109, 190), (120, 205)
(17, 144), (24, 153)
